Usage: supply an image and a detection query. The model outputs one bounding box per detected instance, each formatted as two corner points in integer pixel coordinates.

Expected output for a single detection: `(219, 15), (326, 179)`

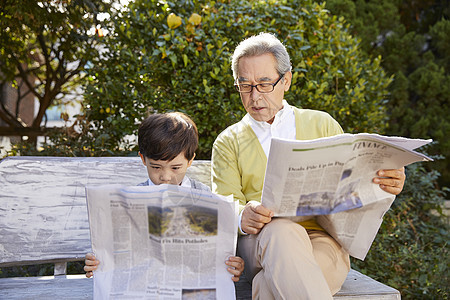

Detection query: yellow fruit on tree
(188, 13), (201, 25)
(167, 13), (182, 29)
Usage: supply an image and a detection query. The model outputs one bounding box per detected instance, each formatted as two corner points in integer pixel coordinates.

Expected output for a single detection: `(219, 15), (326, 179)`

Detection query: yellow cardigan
(211, 106), (343, 231)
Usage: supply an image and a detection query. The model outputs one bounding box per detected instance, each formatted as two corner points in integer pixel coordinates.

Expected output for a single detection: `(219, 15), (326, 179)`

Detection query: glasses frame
(234, 74), (285, 93)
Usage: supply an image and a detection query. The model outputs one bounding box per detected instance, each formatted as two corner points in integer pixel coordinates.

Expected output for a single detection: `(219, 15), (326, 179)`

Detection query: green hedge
(351, 163), (449, 299)
(79, 0), (391, 158)
(321, 0), (450, 189)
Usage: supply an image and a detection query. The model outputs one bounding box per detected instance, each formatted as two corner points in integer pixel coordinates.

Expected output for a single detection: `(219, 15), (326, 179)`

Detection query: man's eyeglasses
(234, 74), (285, 93)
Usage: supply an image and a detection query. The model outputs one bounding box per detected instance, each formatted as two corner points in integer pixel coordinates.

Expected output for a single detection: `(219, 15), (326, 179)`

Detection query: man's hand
(373, 167), (406, 195)
(241, 201), (274, 234)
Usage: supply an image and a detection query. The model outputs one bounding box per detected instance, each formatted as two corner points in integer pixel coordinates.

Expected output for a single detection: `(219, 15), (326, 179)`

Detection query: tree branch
(15, 63), (43, 101)
(37, 32), (51, 73)
(0, 98), (25, 128)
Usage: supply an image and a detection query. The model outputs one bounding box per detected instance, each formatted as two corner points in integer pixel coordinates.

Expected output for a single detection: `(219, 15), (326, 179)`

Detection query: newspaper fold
(261, 133), (432, 260)
(86, 184), (237, 300)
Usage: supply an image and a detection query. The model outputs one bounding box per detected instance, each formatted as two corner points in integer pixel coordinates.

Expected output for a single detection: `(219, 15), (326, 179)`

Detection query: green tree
(0, 0), (111, 145)
(78, 0), (391, 159)
(322, 0), (450, 187)
(320, 1), (449, 298)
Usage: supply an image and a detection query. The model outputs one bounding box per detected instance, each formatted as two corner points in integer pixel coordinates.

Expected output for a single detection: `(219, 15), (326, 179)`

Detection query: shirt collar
(244, 100), (293, 128)
(146, 176), (191, 187)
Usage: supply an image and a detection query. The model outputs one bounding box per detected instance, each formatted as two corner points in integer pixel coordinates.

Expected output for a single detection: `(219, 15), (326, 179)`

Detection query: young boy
(84, 112), (244, 282)
(136, 112), (210, 190)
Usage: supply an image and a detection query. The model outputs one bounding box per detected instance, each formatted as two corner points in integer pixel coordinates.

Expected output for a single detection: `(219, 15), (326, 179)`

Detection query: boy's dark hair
(138, 112), (198, 161)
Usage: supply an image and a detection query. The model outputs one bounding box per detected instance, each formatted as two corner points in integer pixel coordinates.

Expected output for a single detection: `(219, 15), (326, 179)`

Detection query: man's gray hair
(231, 32), (292, 80)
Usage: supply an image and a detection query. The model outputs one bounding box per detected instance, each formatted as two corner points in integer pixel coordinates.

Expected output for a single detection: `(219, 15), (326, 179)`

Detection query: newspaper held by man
(261, 133), (432, 260)
(86, 184), (237, 300)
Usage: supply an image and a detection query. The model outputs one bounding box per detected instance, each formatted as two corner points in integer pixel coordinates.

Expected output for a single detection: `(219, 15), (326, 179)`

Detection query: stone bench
(0, 156), (401, 299)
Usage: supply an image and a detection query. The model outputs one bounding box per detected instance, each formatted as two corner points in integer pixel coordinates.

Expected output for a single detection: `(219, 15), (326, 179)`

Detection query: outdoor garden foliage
(322, 0), (450, 189)
(80, 0), (391, 159)
(0, 0), (111, 144)
(2, 1), (448, 298)
(351, 163), (449, 299)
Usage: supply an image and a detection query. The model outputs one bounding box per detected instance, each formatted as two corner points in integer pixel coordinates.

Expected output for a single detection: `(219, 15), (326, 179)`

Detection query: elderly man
(211, 32), (405, 299)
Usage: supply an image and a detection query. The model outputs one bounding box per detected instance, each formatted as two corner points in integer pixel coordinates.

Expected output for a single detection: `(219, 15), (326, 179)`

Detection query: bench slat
(0, 275), (93, 299)
(0, 157), (146, 266)
(0, 270), (400, 299)
(334, 269), (400, 299)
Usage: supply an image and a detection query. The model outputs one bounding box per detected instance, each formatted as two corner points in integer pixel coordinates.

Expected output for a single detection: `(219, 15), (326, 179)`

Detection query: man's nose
(250, 86), (262, 101)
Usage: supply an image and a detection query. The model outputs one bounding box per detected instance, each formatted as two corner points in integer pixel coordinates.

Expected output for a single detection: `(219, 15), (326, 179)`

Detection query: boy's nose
(159, 172), (172, 182)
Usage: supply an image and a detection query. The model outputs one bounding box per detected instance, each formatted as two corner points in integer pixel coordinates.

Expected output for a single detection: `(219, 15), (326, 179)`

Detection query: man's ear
(139, 152), (146, 165)
(187, 153), (196, 167)
(283, 71), (292, 92)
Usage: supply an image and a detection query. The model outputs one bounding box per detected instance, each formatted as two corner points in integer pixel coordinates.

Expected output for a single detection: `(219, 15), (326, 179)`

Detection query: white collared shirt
(243, 100), (296, 157)
(239, 100), (296, 234)
(146, 176), (191, 187)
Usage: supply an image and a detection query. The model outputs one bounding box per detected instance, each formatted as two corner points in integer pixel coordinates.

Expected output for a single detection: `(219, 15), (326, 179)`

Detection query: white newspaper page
(86, 184), (238, 300)
(261, 133), (432, 259)
(316, 196), (395, 260)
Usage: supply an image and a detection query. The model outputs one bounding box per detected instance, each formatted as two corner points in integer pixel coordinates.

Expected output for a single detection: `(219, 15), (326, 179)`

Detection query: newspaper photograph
(86, 184), (237, 300)
(261, 133), (432, 259)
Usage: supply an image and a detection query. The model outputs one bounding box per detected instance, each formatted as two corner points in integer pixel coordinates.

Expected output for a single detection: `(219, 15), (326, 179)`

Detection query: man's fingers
(247, 216), (268, 228)
(242, 225), (261, 235)
(373, 178), (403, 195)
(374, 177), (401, 187)
(241, 202), (273, 234)
(252, 202), (274, 218)
(242, 213), (268, 234)
(378, 167), (405, 180)
(248, 203), (272, 224)
(374, 167), (405, 195)
(241, 220), (263, 234)
(249, 215), (271, 226)
(379, 184), (402, 195)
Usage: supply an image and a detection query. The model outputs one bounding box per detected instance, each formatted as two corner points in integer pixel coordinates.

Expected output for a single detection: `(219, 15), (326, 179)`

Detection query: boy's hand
(226, 256), (245, 282)
(373, 167), (406, 195)
(84, 253), (100, 278)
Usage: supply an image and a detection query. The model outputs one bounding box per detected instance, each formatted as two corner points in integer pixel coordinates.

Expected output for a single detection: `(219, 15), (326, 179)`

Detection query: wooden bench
(0, 156), (401, 299)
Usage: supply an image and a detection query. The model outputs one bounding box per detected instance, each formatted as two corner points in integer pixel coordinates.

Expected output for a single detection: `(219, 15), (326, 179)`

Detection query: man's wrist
(238, 210), (248, 235)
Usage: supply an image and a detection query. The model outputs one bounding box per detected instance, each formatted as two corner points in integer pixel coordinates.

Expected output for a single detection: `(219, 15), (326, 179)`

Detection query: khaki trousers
(238, 218), (350, 300)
